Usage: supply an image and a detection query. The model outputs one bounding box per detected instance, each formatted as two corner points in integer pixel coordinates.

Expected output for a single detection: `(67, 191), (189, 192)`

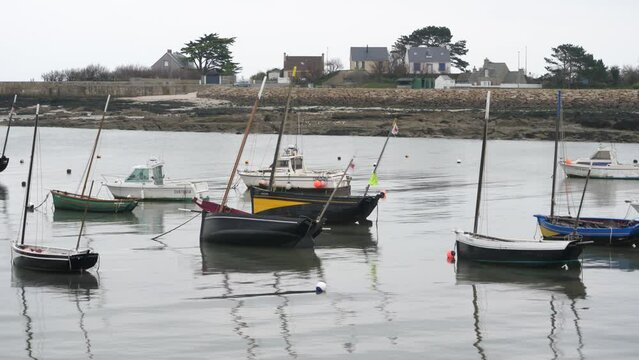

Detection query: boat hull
(455, 231), (583, 266)
(250, 188), (381, 224)
(11, 243), (99, 272)
(0, 155), (8, 172)
(199, 212), (321, 248)
(534, 214), (639, 246)
(51, 190), (138, 213)
(561, 162), (639, 179)
(238, 171), (351, 194)
(105, 182), (207, 201)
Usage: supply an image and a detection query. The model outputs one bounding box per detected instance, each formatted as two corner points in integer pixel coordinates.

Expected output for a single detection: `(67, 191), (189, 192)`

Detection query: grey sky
(2, 0), (638, 81)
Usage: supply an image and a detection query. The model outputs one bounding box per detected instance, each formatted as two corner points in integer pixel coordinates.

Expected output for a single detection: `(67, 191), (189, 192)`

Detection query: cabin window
(291, 158), (303, 170)
(276, 160), (289, 168)
(592, 151), (611, 160)
(126, 168), (149, 182)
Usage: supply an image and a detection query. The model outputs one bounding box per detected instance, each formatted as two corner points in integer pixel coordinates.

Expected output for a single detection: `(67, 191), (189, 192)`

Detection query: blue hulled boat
(534, 215), (639, 246)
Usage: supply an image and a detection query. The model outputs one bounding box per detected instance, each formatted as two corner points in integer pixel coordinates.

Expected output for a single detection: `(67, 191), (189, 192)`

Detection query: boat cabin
(125, 159), (165, 185)
(274, 145), (306, 173)
(576, 148), (615, 166)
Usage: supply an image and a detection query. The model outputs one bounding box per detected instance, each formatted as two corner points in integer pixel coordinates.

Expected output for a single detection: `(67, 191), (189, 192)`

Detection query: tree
(544, 44), (591, 87)
(181, 33), (241, 76)
(250, 71), (266, 81)
(609, 65), (620, 86)
(392, 26), (469, 71)
(326, 58), (343, 73)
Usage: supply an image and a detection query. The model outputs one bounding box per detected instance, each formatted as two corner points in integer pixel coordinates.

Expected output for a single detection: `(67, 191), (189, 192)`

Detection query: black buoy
(337, 156), (341, 160)
(20, 159), (24, 164)
(97, 155), (101, 159)
(66, 169), (72, 174)
(21, 181), (26, 187)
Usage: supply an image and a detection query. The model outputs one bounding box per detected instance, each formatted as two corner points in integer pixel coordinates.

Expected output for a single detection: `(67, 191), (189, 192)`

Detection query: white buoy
(373, 163), (377, 168)
(315, 281), (327, 294)
(456, 159), (462, 164)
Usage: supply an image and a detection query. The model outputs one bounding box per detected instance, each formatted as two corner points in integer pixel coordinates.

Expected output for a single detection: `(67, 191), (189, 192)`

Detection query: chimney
(167, 49), (172, 54)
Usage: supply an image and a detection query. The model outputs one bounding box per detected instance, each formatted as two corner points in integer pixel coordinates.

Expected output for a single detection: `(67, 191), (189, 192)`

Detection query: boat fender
(285, 182), (292, 190)
(561, 264), (569, 270)
(446, 250), (456, 263)
(315, 281), (327, 294)
(565, 159), (573, 165)
(313, 180), (326, 189)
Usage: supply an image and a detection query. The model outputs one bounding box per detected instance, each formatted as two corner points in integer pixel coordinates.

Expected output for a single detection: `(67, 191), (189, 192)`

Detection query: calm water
(2, 126), (639, 359)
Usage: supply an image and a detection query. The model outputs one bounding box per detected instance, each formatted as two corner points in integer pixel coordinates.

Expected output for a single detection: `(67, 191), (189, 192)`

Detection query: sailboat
(51, 95), (138, 213)
(534, 91), (639, 246)
(195, 76), (323, 248)
(454, 91), (584, 266)
(249, 120), (395, 224)
(0, 94), (17, 172)
(11, 105), (99, 272)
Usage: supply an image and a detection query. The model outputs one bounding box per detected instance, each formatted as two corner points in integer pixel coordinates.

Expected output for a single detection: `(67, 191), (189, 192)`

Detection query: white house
(405, 46), (451, 75)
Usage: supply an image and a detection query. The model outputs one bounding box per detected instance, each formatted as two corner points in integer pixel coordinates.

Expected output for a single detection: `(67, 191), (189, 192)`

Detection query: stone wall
(198, 87), (639, 111)
(0, 80), (205, 98)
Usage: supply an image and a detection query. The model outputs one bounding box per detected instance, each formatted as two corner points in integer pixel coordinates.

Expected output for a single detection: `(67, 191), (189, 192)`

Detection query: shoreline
(1, 88), (638, 142)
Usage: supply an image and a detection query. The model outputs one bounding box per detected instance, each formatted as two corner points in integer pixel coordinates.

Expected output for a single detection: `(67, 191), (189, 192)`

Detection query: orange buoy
(313, 180), (322, 188)
(565, 159), (573, 165)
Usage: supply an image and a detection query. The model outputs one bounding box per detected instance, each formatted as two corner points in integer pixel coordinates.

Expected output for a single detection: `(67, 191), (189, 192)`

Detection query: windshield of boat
(592, 150), (611, 160)
(276, 160), (289, 168)
(126, 168), (149, 182)
(291, 157), (303, 170)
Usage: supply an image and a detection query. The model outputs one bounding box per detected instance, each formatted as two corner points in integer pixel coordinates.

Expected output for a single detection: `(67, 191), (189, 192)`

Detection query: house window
(439, 63), (446, 72)
(413, 62), (420, 73)
(163, 60), (169, 67)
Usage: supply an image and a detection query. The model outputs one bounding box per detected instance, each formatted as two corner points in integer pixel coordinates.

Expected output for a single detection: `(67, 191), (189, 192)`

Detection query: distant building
(405, 46), (451, 75)
(462, 58), (527, 87)
(282, 53), (325, 83)
(434, 75), (455, 89)
(151, 49), (195, 77)
(350, 46), (390, 73)
(267, 68), (281, 81)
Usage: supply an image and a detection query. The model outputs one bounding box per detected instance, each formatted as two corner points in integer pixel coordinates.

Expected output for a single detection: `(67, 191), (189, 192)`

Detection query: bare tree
(326, 58), (343, 73)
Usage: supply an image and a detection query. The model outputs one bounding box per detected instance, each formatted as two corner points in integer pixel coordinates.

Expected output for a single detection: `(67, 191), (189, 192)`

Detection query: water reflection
(456, 263), (585, 360)
(201, 245), (320, 360)
(583, 247), (639, 271)
(315, 224), (377, 250)
(53, 209), (139, 224)
(134, 202), (195, 235)
(455, 262), (586, 299)
(200, 242), (321, 275)
(12, 268), (99, 360)
(0, 181), (7, 200)
(556, 177), (618, 208)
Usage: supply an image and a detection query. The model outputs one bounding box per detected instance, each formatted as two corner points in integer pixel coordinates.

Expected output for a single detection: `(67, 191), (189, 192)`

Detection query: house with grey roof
(404, 46), (451, 75)
(463, 58), (527, 87)
(350, 46), (390, 73)
(151, 49), (195, 77)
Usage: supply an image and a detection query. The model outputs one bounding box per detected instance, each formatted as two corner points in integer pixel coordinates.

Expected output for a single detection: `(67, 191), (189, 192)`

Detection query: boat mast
(20, 105), (40, 245)
(268, 67), (296, 191)
(1, 94), (17, 159)
(220, 77), (268, 211)
(80, 95), (110, 197)
(473, 92), (490, 234)
(573, 168), (591, 231)
(550, 91), (561, 218)
(316, 157), (354, 223)
(363, 120), (396, 196)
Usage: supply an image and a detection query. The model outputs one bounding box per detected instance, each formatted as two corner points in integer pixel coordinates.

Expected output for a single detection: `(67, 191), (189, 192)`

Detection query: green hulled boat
(51, 190), (138, 213)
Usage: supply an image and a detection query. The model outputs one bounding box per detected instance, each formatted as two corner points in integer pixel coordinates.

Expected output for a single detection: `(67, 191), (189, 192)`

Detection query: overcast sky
(2, 0), (638, 81)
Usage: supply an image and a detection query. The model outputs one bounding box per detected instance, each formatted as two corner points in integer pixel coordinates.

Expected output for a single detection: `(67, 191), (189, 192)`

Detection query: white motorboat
(561, 146), (639, 179)
(237, 145), (351, 193)
(104, 158), (208, 201)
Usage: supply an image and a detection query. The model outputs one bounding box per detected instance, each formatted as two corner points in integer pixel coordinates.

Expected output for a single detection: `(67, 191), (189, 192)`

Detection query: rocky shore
(1, 88), (638, 142)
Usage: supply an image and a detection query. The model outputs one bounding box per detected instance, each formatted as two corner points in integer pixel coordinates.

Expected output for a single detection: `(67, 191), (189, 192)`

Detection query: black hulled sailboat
(11, 105), (98, 272)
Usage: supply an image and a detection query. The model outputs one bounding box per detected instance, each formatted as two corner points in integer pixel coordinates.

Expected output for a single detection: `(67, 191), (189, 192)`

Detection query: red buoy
(446, 250), (456, 263)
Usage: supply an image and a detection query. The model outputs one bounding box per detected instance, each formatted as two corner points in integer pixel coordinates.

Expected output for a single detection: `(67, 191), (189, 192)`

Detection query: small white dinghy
(104, 158), (208, 201)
